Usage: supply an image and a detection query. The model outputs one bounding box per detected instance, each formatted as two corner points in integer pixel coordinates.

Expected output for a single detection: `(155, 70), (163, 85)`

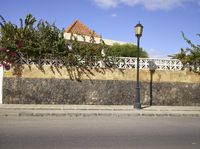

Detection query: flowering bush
(0, 14), (112, 79)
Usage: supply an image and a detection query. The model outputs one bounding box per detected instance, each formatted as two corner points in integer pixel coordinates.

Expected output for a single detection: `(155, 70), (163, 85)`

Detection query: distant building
(64, 20), (129, 46)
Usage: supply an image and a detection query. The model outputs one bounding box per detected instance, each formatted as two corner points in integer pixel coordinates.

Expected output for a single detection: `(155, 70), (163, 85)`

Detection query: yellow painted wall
(3, 65), (200, 83)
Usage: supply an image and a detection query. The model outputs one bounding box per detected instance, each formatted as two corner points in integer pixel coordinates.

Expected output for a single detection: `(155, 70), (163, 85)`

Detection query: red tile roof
(65, 20), (100, 38)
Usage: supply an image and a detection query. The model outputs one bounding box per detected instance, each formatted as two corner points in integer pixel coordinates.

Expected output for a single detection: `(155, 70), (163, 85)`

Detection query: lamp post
(148, 61), (157, 106)
(134, 22), (143, 109)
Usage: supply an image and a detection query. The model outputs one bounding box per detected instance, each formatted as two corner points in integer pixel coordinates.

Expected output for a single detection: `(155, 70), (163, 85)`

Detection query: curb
(1, 105), (200, 118)
(1, 112), (200, 117)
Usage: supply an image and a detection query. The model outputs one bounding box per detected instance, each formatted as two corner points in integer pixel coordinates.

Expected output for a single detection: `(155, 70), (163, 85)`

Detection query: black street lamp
(134, 22), (143, 109)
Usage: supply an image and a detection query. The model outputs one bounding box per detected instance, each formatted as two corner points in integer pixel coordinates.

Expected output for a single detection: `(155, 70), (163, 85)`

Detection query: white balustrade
(15, 57), (186, 71)
(114, 57), (183, 71)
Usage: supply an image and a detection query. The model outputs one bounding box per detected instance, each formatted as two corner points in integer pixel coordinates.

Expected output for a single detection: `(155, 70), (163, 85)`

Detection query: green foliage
(0, 14), (112, 79)
(107, 43), (148, 58)
(0, 14), (64, 75)
(171, 32), (200, 73)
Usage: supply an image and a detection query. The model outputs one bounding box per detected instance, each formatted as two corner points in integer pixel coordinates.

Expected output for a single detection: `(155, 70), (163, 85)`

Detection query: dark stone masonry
(3, 77), (200, 106)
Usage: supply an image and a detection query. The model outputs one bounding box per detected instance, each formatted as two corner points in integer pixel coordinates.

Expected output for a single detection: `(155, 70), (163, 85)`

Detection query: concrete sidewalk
(0, 104), (200, 117)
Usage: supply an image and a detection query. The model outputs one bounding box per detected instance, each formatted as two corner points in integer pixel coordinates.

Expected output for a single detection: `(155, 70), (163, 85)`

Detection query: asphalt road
(0, 116), (200, 149)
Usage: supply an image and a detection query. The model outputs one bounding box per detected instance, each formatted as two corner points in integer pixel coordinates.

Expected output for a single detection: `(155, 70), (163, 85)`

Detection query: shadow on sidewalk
(141, 105), (151, 109)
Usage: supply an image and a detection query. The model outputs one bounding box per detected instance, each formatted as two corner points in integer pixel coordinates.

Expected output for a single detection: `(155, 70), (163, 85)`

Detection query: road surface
(0, 116), (200, 149)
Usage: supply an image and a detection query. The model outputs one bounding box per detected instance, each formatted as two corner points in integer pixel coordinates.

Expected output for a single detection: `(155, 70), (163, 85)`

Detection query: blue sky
(0, 0), (200, 58)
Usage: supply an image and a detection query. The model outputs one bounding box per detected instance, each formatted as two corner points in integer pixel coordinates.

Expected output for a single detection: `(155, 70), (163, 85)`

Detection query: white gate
(0, 66), (3, 104)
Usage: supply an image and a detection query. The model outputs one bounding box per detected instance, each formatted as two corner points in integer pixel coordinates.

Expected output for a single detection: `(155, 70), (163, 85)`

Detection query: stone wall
(2, 66), (200, 105)
(3, 77), (200, 106)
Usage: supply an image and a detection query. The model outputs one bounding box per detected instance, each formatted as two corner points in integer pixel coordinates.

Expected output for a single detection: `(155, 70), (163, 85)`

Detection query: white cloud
(94, 0), (119, 9)
(93, 0), (198, 11)
(121, 0), (186, 10)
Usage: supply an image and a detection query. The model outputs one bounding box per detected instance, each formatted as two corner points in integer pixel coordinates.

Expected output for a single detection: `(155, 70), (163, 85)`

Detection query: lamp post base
(134, 86), (141, 109)
(134, 102), (141, 109)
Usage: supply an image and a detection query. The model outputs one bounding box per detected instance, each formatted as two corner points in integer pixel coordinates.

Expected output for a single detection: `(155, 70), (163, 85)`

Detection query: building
(64, 20), (129, 46)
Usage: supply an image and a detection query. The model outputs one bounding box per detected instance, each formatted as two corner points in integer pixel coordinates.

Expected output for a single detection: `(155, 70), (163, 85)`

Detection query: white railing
(15, 57), (184, 71)
(115, 57), (184, 71)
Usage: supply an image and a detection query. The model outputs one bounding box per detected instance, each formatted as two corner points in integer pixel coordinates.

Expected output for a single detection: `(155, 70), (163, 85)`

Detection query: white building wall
(63, 33), (132, 46)
(0, 66), (3, 104)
